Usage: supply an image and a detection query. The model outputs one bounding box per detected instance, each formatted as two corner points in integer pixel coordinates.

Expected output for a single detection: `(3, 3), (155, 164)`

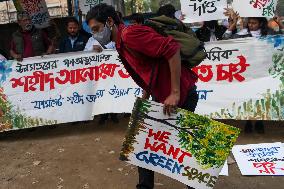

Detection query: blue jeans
(136, 86), (198, 189)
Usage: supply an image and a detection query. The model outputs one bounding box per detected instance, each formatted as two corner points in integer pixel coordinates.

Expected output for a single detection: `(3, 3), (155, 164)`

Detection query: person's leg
(255, 120), (265, 134)
(99, 114), (109, 125)
(110, 113), (119, 123)
(136, 167), (154, 189)
(245, 120), (253, 133)
(181, 86), (199, 112)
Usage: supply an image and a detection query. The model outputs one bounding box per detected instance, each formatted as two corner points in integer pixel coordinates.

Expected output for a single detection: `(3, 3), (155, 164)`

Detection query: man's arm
(163, 49), (181, 116)
(10, 41), (22, 61)
(46, 44), (54, 54)
(10, 49), (22, 61)
(42, 31), (54, 54)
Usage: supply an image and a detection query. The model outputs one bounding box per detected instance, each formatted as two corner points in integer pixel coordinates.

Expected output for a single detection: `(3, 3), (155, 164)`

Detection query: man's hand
(93, 45), (103, 53)
(15, 54), (23, 61)
(142, 90), (150, 99)
(274, 16), (284, 29)
(163, 91), (180, 116)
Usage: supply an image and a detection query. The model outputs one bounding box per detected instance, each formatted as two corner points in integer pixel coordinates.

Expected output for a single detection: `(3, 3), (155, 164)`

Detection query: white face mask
(92, 26), (111, 46)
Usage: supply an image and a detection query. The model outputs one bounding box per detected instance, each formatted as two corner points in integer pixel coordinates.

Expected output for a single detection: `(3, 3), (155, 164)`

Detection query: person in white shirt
(84, 21), (116, 52)
(84, 37), (116, 51)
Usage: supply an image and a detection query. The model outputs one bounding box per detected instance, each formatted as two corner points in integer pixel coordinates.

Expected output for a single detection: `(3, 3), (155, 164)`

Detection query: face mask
(25, 24), (33, 31)
(92, 26), (111, 46)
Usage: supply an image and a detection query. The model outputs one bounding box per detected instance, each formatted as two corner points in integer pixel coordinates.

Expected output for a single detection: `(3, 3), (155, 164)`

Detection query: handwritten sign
(79, 0), (113, 15)
(180, 0), (227, 23)
(12, 0), (50, 28)
(233, 0), (278, 17)
(120, 98), (240, 189)
(232, 143), (284, 175)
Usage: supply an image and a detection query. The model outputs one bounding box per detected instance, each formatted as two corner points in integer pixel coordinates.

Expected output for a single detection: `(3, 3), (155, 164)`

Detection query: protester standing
(10, 11), (53, 61)
(59, 17), (89, 53)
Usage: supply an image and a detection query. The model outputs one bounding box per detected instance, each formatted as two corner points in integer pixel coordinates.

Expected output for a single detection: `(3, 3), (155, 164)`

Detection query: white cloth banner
(0, 50), (141, 132)
(232, 0), (278, 18)
(79, 0), (113, 15)
(232, 143), (284, 175)
(180, 0), (227, 23)
(0, 36), (283, 132)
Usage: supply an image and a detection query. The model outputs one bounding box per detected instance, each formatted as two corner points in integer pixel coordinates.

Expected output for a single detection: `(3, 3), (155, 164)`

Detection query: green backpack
(145, 15), (206, 68)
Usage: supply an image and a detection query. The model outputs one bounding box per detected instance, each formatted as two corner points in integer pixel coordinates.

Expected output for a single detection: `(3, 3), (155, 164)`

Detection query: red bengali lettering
(253, 162), (276, 174)
(216, 55), (250, 82)
(10, 64), (125, 92)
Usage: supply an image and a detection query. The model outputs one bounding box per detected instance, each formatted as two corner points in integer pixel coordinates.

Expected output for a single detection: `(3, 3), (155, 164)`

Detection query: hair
(203, 20), (219, 29)
(66, 17), (79, 27)
(116, 11), (123, 21)
(86, 3), (121, 25)
(157, 4), (176, 18)
(130, 13), (145, 24)
(17, 11), (30, 21)
(247, 17), (268, 36)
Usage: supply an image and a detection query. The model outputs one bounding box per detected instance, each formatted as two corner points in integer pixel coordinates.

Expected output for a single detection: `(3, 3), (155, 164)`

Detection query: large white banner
(180, 0), (227, 23)
(232, 0), (278, 17)
(0, 36), (283, 132)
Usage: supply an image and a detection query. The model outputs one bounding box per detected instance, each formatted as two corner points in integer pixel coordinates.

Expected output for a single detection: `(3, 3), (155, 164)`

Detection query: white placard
(180, 0), (227, 23)
(232, 143), (284, 175)
(232, 0), (278, 18)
